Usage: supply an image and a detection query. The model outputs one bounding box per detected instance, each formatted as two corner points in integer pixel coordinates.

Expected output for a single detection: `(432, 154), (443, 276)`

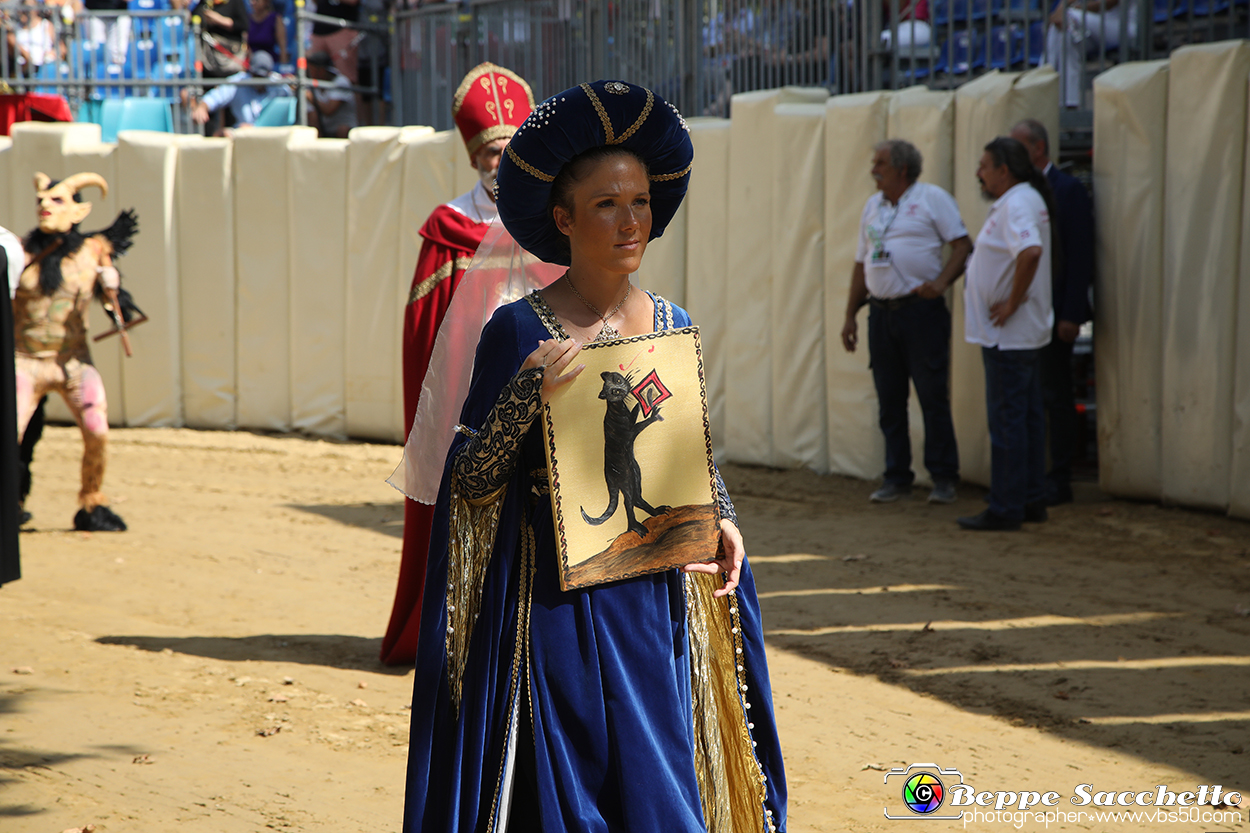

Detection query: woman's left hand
(522, 338), (585, 401)
(684, 519), (744, 599)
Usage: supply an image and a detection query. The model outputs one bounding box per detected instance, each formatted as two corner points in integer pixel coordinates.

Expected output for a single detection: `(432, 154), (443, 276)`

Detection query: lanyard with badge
(867, 193), (908, 268)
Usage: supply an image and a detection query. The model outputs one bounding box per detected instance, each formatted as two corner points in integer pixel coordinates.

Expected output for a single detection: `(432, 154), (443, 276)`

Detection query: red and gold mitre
(452, 63), (535, 157)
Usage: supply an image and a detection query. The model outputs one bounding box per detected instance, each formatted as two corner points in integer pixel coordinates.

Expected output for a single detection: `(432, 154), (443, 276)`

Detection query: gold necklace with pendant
(565, 273), (631, 341)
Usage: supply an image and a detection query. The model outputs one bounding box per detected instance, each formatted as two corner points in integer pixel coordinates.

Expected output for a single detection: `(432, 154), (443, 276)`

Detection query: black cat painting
(542, 327), (720, 591)
(580, 370), (671, 538)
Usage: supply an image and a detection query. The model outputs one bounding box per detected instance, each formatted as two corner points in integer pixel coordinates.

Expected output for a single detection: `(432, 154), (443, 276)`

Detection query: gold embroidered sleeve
(452, 366), (544, 504)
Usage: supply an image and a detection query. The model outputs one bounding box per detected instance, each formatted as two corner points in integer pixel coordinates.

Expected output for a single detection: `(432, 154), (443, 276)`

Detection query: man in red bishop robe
(381, 63), (535, 666)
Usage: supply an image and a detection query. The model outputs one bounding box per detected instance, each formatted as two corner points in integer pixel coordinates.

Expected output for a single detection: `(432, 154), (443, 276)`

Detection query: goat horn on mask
(56, 172), (109, 199)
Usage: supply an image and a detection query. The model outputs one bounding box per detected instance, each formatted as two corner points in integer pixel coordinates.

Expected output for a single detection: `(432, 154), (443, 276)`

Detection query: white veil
(387, 221), (565, 504)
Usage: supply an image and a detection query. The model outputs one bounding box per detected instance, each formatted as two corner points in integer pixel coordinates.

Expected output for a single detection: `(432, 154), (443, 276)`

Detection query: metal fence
(3, 0), (1244, 135)
(394, 0), (1248, 130)
(0, 1), (385, 133)
(1, 5), (199, 128)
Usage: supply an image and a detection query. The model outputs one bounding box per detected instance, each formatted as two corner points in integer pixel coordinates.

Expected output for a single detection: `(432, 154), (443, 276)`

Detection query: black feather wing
(88, 209), (140, 257)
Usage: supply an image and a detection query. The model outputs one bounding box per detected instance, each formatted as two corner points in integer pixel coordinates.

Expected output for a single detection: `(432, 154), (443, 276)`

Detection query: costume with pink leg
(13, 172), (140, 532)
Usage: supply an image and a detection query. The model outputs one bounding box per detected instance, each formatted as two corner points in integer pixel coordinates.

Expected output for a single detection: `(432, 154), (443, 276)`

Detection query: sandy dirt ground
(2, 426), (1248, 833)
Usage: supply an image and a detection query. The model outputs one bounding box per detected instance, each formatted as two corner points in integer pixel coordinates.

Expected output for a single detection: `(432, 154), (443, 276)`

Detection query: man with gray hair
(842, 139), (973, 504)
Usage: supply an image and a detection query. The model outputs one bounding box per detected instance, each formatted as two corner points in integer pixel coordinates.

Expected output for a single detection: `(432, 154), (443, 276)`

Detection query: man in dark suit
(1011, 119), (1094, 505)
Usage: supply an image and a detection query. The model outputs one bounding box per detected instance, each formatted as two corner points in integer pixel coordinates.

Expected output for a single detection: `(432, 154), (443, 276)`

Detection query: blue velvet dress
(403, 292), (786, 833)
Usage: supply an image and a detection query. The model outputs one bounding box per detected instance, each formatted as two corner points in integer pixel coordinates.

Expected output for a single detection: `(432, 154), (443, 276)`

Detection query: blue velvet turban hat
(495, 79), (694, 266)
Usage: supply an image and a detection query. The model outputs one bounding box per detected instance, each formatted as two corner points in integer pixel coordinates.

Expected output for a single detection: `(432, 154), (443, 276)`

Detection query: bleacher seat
(77, 98), (106, 126)
(159, 17), (189, 62)
(102, 63), (128, 97)
(1153, 0), (1194, 20)
(253, 96), (297, 127)
(99, 98), (125, 142)
(933, 29), (986, 73)
(1006, 0), (1043, 14)
(118, 98), (175, 134)
(1191, 0), (1230, 13)
(132, 37), (159, 78)
(989, 24), (1025, 68)
(33, 62), (63, 95)
(933, 0), (991, 26)
(1025, 20), (1045, 65)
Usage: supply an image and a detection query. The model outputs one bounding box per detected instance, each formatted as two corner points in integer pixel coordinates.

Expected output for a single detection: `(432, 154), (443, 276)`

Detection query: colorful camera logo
(903, 772), (944, 813)
(884, 763), (965, 821)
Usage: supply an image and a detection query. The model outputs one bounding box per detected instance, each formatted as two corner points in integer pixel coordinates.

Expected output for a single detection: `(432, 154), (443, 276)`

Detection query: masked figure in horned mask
(13, 171), (139, 532)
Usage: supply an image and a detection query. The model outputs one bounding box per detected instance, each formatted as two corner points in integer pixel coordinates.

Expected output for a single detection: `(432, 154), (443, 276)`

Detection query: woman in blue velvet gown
(403, 80), (787, 833)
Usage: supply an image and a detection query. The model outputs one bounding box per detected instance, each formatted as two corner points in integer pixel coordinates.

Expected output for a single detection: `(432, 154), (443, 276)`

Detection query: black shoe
(957, 509), (1022, 531)
(19, 510), (32, 526)
(73, 505), (127, 532)
(1024, 501), (1048, 523)
(1045, 481), (1074, 506)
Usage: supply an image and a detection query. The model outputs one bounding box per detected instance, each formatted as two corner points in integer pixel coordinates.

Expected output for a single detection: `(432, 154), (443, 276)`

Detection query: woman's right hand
(522, 338), (585, 400)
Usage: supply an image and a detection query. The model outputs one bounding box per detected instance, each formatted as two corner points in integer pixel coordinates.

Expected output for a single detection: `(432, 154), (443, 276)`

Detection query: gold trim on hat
(580, 83), (654, 147)
(506, 145), (555, 183)
(650, 161), (693, 182)
(581, 82), (617, 143)
(616, 89), (654, 144)
(465, 124), (519, 157)
(453, 62), (535, 117)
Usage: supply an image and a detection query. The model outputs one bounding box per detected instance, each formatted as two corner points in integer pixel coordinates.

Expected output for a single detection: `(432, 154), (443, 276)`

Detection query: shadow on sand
(94, 634), (409, 675)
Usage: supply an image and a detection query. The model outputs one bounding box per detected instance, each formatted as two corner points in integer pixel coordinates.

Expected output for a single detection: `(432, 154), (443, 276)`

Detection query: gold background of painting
(544, 328), (715, 573)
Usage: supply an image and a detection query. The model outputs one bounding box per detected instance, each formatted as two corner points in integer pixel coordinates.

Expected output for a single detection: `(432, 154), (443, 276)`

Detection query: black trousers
(867, 297), (960, 486)
(1039, 333), (1076, 488)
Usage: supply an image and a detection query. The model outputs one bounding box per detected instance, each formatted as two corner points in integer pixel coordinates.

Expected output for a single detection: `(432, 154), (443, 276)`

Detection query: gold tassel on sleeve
(445, 472), (507, 713)
(686, 572), (771, 833)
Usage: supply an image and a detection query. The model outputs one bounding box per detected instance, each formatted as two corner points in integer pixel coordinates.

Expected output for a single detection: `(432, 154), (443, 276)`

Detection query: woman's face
(555, 153), (652, 276)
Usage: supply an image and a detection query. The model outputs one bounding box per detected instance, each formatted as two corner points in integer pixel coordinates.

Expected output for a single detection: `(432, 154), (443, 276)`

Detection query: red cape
(381, 201), (491, 666)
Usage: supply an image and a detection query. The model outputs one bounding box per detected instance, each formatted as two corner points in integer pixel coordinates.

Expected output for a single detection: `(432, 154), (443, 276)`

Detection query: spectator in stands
(193, 0), (249, 78)
(3, 15), (16, 80)
(247, 0), (288, 65)
(1010, 118), (1094, 506)
(736, 0), (832, 90)
(780, 0), (832, 87)
(305, 49), (357, 138)
(310, 0), (359, 88)
(959, 137), (1056, 531)
(842, 139), (970, 505)
(1045, 0), (1137, 108)
(881, 0), (932, 51)
(700, 6), (757, 115)
(355, 0), (389, 125)
(190, 50), (291, 132)
(82, 0), (130, 66)
(15, 0), (64, 77)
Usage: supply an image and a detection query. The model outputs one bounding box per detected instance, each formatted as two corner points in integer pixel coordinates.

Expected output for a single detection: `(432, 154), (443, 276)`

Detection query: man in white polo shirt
(842, 139), (972, 505)
(958, 136), (1055, 531)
